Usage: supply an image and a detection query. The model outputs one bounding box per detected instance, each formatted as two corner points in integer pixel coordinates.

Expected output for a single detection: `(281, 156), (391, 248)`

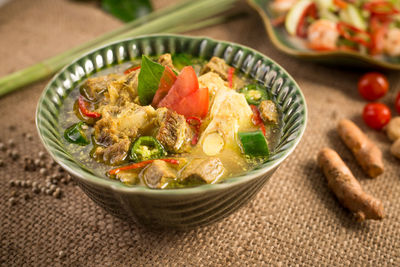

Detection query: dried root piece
(390, 139), (400, 159)
(385, 117), (400, 142)
(337, 119), (384, 178)
(318, 148), (384, 221)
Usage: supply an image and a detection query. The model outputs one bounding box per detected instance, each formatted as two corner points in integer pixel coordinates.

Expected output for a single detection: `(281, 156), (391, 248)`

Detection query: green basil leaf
(101, 0), (153, 22)
(137, 55), (165, 105)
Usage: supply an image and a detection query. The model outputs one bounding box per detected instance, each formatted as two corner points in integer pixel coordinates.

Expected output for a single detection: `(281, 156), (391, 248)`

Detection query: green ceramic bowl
(248, 0), (400, 70)
(36, 34), (307, 229)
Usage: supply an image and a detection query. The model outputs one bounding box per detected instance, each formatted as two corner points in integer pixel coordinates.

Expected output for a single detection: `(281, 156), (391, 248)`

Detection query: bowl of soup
(36, 34), (307, 229)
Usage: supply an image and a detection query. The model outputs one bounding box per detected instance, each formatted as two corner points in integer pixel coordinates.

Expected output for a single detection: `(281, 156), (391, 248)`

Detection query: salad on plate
(270, 0), (400, 58)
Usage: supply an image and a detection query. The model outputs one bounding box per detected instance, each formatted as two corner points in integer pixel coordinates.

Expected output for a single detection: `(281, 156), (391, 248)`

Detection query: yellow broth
(59, 56), (282, 188)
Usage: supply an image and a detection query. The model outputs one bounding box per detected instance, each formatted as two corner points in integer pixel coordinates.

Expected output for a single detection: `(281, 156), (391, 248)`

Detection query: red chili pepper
(124, 65), (141, 75)
(250, 105), (262, 124)
(370, 16), (390, 55)
(227, 67), (235, 88)
(364, 1), (399, 16)
(333, 0), (348, 9)
(337, 22), (371, 48)
(186, 116), (202, 145)
(186, 116), (201, 127)
(78, 95), (101, 119)
(260, 124), (266, 137)
(296, 3), (317, 38)
(250, 105), (266, 137)
(109, 158), (179, 176)
(191, 134), (199, 146)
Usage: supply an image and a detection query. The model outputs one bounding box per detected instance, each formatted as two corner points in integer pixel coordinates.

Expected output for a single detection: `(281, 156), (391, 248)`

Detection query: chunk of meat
(116, 171), (139, 185)
(198, 72), (228, 98)
(93, 137), (130, 165)
(157, 53), (175, 69)
(93, 103), (156, 164)
(106, 69), (140, 106)
(258, 100), (278, 124)
(80, 74), (121, 101)
(156, 108), (193, 153)
(201, 57), (230, 81)
(142, 160), (177, 188)
(180, 157), (225, 184)
(95, 103), (156, 144)
(93, 109), (120, 146)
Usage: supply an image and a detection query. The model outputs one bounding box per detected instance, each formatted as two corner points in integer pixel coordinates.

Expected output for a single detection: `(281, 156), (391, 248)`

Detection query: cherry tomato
(362, 102), (391, 130)
(358, 72), (389, 101)
(396, 92), (400, 114)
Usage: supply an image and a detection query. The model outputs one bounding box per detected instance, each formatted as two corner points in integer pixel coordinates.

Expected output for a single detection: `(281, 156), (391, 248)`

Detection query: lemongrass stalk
(0, 0), (194, 96)
(165, 15), (233, 33)
(0, 0), (238, 97)
(46, 0), (197, 68)
(110, 0), (237, 41)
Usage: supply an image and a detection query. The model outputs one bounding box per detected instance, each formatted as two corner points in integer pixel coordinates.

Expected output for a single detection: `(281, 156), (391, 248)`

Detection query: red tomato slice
(158, 66), (199, 110)
(175, 87), (209, 118)
(151, 66), (177, 107)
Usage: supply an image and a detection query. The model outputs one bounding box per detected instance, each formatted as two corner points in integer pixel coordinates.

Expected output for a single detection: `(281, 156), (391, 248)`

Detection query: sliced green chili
(238, 130), (269, 158)
(239, 84), (269, 105)
(64, 122), (89, 146)
(130, 136), (167, 162)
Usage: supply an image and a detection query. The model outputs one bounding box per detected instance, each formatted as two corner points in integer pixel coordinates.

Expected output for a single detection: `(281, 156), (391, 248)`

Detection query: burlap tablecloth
(1, 0), (399, 266)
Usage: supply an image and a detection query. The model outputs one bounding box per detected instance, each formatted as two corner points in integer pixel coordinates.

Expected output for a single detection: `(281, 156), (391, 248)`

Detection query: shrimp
(384, 28), (400, 57)
(307, 19), (339, 51)
(271, 0), (299, 14)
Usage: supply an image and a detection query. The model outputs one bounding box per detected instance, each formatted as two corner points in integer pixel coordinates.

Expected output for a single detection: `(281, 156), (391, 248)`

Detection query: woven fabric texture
(0, 0), (399, 266)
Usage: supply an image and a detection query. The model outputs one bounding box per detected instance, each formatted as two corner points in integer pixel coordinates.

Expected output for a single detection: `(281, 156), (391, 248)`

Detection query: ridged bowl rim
(36, 34), (307, 196)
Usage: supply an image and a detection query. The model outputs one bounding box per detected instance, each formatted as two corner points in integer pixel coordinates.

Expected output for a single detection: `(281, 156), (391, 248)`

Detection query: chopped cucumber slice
(320, 9), (339, 22)
(339, 4), (367, 31)
(285, 0), (313, 36)
(314, 0), (334, 11)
